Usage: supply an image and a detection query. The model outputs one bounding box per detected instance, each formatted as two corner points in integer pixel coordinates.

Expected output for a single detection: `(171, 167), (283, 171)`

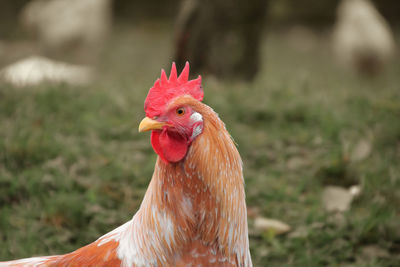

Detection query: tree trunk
(174, 0), (268, 81)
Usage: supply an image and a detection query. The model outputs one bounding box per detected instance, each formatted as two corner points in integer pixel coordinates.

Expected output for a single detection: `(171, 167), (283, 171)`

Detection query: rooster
(1, 63), (252, 267)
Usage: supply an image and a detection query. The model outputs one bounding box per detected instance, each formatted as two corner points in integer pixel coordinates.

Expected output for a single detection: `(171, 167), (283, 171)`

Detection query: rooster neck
(140, 104), (251, 265)
(116, 103), (251, 266)
(153, 104), (244, 218)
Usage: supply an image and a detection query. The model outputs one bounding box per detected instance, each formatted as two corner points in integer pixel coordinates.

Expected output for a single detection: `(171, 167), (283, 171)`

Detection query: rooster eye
(176, 108), (185, 116)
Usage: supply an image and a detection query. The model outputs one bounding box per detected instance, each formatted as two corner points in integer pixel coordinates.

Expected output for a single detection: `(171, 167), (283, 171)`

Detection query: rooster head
(139, 62), (204, 163)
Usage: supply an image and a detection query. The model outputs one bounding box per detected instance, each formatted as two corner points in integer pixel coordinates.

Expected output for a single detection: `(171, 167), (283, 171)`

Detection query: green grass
(1, 22), (400, 266)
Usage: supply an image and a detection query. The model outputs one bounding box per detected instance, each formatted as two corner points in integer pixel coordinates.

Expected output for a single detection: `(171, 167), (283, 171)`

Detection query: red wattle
(151, 130), (188, 163)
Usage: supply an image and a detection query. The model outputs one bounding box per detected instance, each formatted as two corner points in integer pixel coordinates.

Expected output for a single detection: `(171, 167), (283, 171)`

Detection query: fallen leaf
(254, 217), (291, 235)
(361, 245), (390, 259)
(287, 156), (308, 170)
(288, 226), (308, 239)
(322, 186), (353, 212)
(350, 138), (372, 162)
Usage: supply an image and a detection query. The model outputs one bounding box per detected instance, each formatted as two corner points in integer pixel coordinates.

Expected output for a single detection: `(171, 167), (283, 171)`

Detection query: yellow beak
(138, 117), (166, 132)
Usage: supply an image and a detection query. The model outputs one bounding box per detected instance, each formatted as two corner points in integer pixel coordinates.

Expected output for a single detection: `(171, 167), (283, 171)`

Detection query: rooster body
(1, 63), (252, 267)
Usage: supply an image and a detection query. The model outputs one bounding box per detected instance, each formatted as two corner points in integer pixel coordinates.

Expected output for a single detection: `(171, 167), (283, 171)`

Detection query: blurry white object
(333, 0), (396, 75)
(350, 137), (372, 163)
(254, 217), (291, 235)
(322, 185), (362, 212)
(349, 185), (361, 198)
(0, 56), (92, 87)
(21, 0), (112, 49)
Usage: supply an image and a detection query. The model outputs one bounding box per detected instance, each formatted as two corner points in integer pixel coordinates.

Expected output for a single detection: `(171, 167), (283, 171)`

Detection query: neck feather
(123, 101), (251, 266)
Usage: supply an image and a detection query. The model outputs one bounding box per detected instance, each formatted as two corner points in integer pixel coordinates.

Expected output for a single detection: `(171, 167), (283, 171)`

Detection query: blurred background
(0, 0), (399, 265)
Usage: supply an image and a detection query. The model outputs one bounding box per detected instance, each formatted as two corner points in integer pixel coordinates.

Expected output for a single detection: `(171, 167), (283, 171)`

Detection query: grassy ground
(1, 22), (400, 266)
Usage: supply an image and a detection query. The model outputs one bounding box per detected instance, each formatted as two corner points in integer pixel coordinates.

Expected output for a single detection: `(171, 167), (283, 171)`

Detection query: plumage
(1, 63), (252, 267)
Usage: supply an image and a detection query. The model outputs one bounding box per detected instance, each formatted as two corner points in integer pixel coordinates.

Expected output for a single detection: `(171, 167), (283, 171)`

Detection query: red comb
(144, 62), (203, 118)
